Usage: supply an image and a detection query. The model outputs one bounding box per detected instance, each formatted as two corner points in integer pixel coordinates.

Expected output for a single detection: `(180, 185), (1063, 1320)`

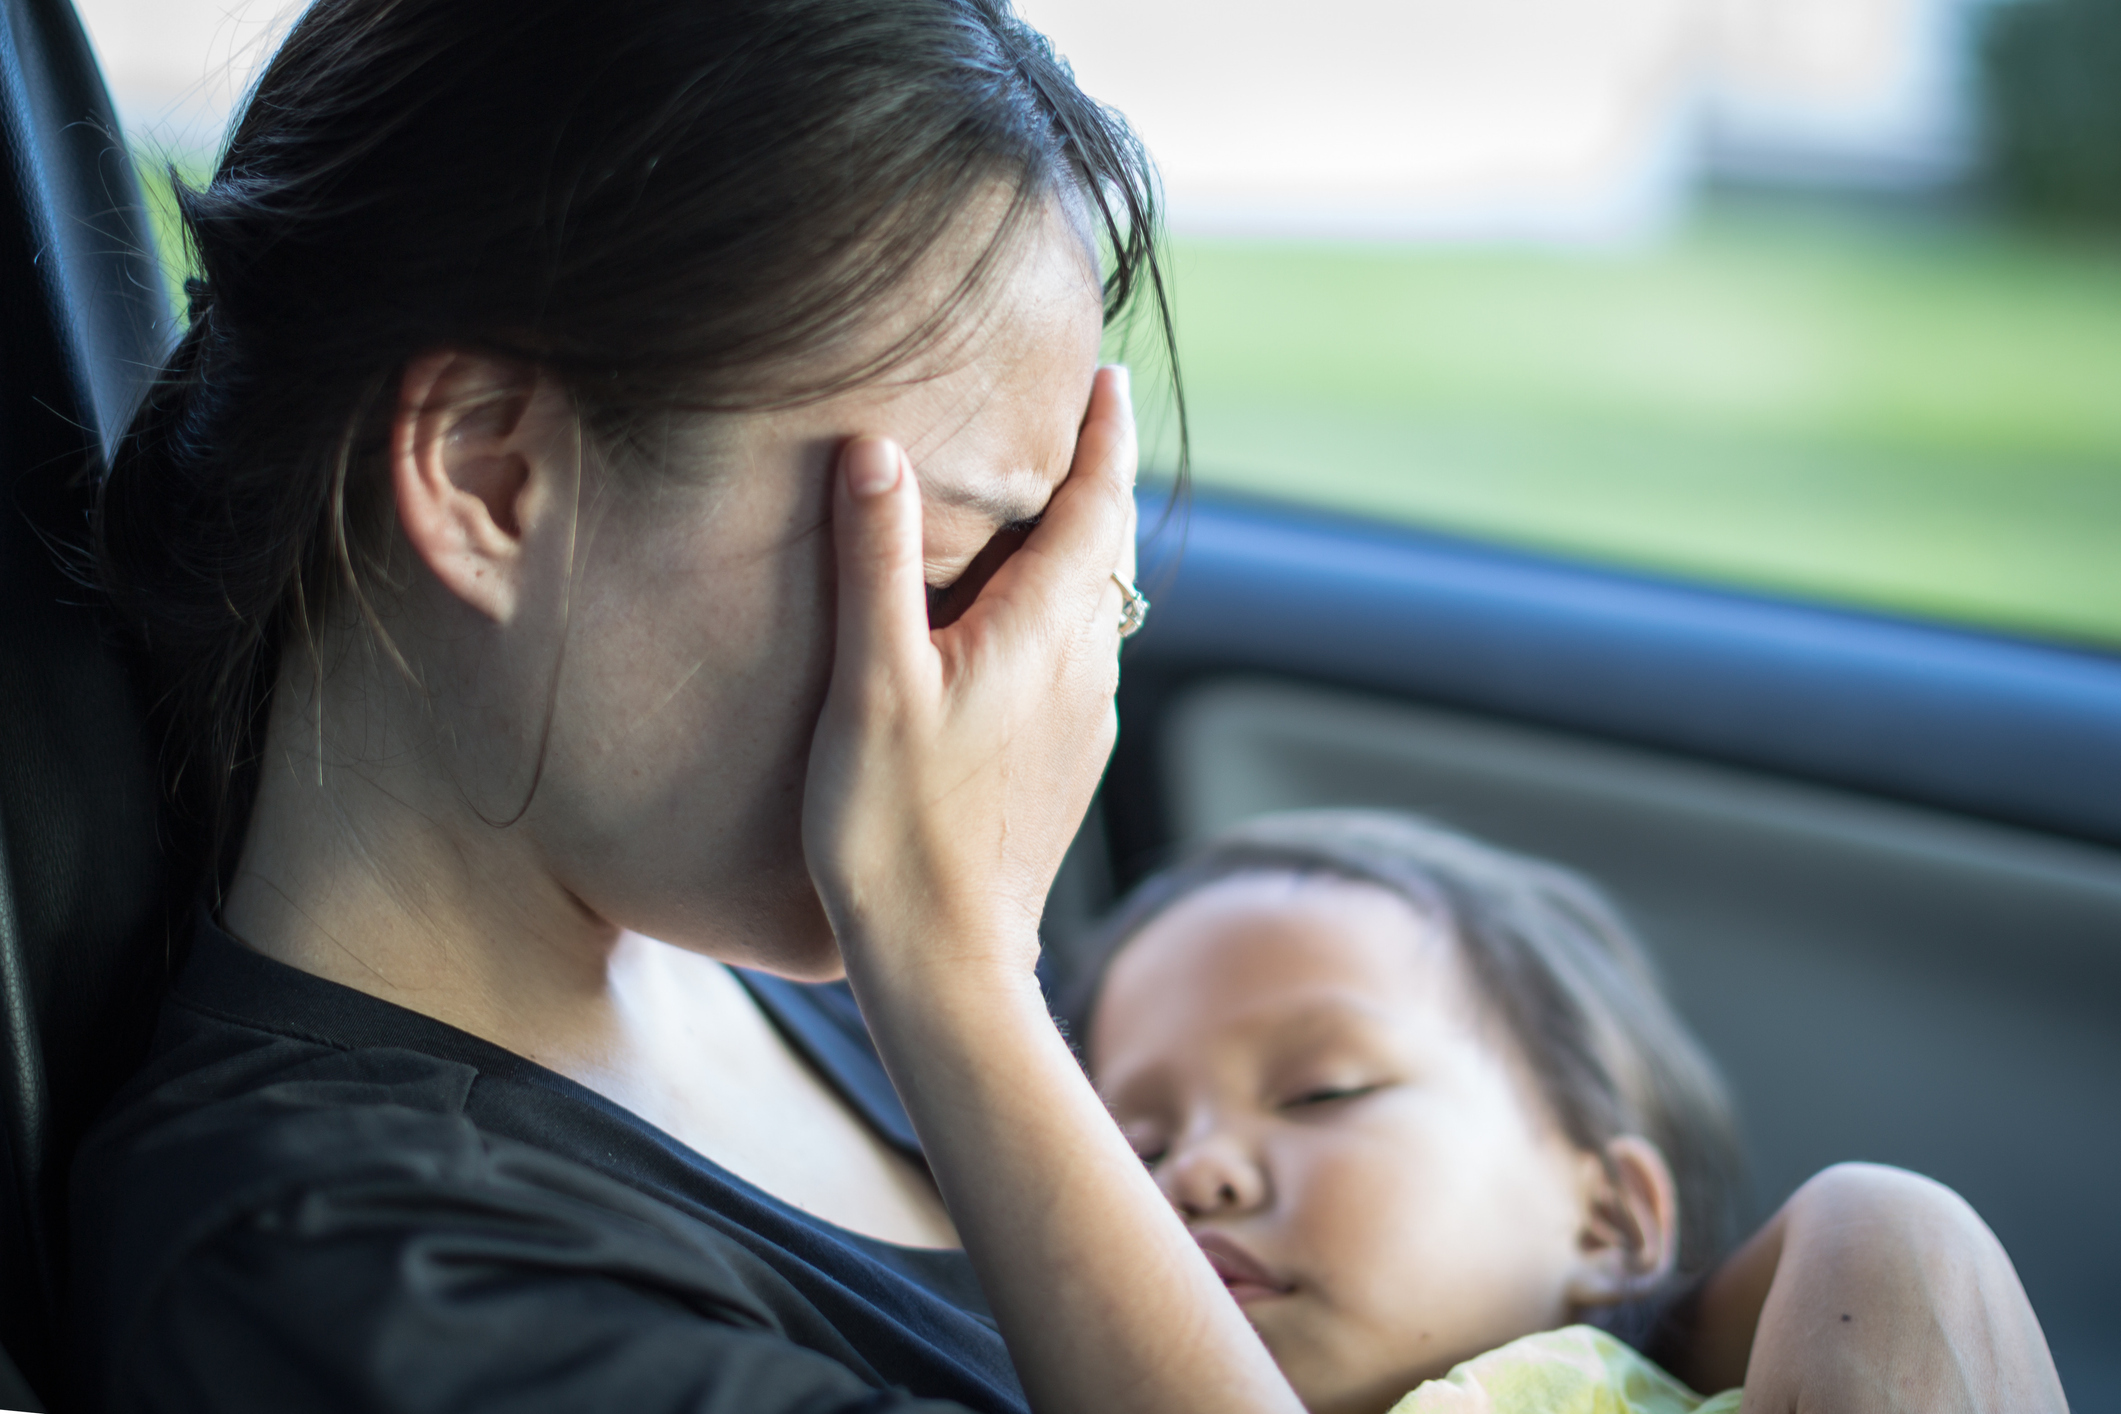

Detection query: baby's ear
(1564, 1135), (1680, 1310)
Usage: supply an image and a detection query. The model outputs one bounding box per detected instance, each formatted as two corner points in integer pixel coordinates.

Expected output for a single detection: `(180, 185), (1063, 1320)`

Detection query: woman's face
(511, 200), (1106, 977)
(1090, 874), (1599, 1414)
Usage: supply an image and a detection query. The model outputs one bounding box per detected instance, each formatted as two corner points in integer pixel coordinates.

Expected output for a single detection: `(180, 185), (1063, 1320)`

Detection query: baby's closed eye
(1278, 1079), (1388, 1112)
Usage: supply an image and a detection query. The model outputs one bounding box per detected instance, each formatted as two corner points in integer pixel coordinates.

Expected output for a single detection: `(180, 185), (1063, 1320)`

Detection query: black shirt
(69, 917), (1027, 1414)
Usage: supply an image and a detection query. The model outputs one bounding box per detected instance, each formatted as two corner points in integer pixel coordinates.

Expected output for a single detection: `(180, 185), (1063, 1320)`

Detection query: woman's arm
(1676, 1163), (2068, 1412)
(804, 369), (1304, 1414)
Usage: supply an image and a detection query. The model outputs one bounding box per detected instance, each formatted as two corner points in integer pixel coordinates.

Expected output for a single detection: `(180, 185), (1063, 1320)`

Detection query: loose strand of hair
(472, 402), (591, 832)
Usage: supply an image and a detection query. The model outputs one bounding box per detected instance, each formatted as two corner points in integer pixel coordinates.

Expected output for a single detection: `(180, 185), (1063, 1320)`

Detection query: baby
(1064, 810), (1747, 1414)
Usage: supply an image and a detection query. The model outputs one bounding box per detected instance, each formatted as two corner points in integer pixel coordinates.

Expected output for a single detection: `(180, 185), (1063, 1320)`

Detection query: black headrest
(0, 0), (176, 1399)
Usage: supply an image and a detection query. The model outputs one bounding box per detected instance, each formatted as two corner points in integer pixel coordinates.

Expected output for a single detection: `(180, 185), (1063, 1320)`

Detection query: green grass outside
(1137, 199), (2121, 647)
(139, 158), (2121, 645)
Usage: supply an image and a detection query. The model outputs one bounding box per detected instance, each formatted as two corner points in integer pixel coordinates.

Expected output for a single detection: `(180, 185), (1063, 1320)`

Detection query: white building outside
(76, 0), (1991, 244)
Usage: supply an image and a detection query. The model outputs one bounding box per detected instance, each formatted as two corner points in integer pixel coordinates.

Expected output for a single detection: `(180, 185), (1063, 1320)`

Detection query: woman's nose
(1159, 1132), (1267, 1219)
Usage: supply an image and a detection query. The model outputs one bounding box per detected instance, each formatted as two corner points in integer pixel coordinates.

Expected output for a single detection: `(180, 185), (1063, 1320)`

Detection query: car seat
(0, 0), (179, 1404)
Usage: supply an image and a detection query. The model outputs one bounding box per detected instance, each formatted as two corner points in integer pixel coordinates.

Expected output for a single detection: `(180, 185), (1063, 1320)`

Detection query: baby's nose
(1162, 1134), (1267, 1218)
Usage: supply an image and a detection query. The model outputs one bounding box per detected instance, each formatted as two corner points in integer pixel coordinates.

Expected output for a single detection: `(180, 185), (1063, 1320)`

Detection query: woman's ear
(1565, 1135), (1681, 1311)
(392, 349), (560, 622)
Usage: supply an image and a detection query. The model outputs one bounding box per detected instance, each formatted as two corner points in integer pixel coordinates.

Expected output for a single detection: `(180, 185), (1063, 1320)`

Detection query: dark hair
(95, 0), (1178, 880)
(1063, 810), (1746, 1301)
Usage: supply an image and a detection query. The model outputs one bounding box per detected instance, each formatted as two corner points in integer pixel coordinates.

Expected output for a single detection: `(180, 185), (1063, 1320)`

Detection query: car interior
(1058, 493), (2121, 1409)
(1, 0), (181, 1405)
(1, 0), (2115, 1409)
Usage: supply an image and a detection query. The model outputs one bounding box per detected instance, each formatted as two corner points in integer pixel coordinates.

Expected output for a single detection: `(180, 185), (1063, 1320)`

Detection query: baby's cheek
(1287, 1135), (1426, 1283)
(1284, 1126), (1543, 1391)
(1254, 1143), (1457, 1413)
(1281, 1135), (1449, 1336)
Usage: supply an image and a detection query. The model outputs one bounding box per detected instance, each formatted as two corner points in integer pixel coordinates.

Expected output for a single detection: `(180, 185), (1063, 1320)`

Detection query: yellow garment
(1387, 1325), (1743, 1414)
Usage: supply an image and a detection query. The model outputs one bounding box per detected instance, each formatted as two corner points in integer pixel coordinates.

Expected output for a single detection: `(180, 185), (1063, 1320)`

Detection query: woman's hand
(1686, 1164), (2068, 1413)
(802, 366), (1304, 1414)
(803, 363), (1137, 985)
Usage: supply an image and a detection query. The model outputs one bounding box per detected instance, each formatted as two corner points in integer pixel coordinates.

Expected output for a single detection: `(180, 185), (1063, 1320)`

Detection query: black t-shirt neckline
(72, 912), (1022, 1412)
(177, 914), (971, 1272)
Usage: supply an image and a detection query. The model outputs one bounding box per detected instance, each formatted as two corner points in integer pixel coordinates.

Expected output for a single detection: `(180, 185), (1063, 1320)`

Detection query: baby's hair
(1063, 809), (1746, 1301)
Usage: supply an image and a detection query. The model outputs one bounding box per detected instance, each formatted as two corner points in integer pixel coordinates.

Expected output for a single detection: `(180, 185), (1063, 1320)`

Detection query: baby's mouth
(1193, 1232), (1294, 1305)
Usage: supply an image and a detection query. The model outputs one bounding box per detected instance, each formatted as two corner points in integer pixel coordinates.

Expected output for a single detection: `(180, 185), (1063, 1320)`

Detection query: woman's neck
(224, 694), (626, 1060)
(219, 683), (958, 1248)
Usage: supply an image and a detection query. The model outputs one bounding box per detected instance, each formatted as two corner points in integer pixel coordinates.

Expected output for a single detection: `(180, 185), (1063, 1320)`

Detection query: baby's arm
(1676, 1163), (2065, 1412)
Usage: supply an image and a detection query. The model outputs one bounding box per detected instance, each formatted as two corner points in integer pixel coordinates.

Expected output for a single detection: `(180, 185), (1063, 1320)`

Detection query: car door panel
(1081, 490), (2121, 1408)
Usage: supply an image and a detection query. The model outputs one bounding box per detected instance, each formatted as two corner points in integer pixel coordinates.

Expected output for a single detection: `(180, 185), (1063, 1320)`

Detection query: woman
(75, 0), (2063, 1410)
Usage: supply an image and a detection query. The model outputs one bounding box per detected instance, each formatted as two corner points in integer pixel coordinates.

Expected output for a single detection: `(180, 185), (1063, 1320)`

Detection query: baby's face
(1090, 873), (1602, 1414)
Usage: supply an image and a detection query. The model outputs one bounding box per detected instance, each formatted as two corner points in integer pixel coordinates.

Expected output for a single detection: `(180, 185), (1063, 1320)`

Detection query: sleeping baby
(1064, 809), (1747, 1414)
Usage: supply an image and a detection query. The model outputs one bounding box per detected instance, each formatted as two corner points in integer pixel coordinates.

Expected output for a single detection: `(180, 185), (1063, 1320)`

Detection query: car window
(1145, 215), (2120, 647)
(82, 0), (2121, 646)
(73, 0), (293, 303)
(1026, 0), (2121, 649)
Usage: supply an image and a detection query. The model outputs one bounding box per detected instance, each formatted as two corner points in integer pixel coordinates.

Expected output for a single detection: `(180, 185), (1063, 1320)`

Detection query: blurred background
(77, 0), (2121, 644)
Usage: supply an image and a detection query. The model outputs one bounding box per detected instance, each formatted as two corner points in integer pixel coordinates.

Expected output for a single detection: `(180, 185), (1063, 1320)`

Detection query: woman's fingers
(808, 369), (1137, 962)
(978, 364), (1138, 633)
(1101, 366), (1141, 595)
(831, 436), (931, 696)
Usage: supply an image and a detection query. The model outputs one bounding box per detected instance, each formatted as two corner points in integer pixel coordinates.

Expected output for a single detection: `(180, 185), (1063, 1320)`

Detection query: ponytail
(96, 253), (392, 882)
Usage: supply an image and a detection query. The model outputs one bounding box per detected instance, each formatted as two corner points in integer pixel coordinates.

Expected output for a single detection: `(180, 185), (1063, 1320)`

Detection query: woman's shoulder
(75, 978), (536, 1257)
(71, 920), (571, 1277)
(68, 981), (776, 1381)
(83, 970), (484, 1165)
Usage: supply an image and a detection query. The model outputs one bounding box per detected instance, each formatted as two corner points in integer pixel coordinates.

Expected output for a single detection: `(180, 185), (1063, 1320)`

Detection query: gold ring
(1113, 572), (1150, 639)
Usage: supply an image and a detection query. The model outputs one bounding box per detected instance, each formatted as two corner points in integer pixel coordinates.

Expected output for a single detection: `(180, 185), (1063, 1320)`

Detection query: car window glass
(1026, 0), (2121, 649)
(78, 0), (2121, 647)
